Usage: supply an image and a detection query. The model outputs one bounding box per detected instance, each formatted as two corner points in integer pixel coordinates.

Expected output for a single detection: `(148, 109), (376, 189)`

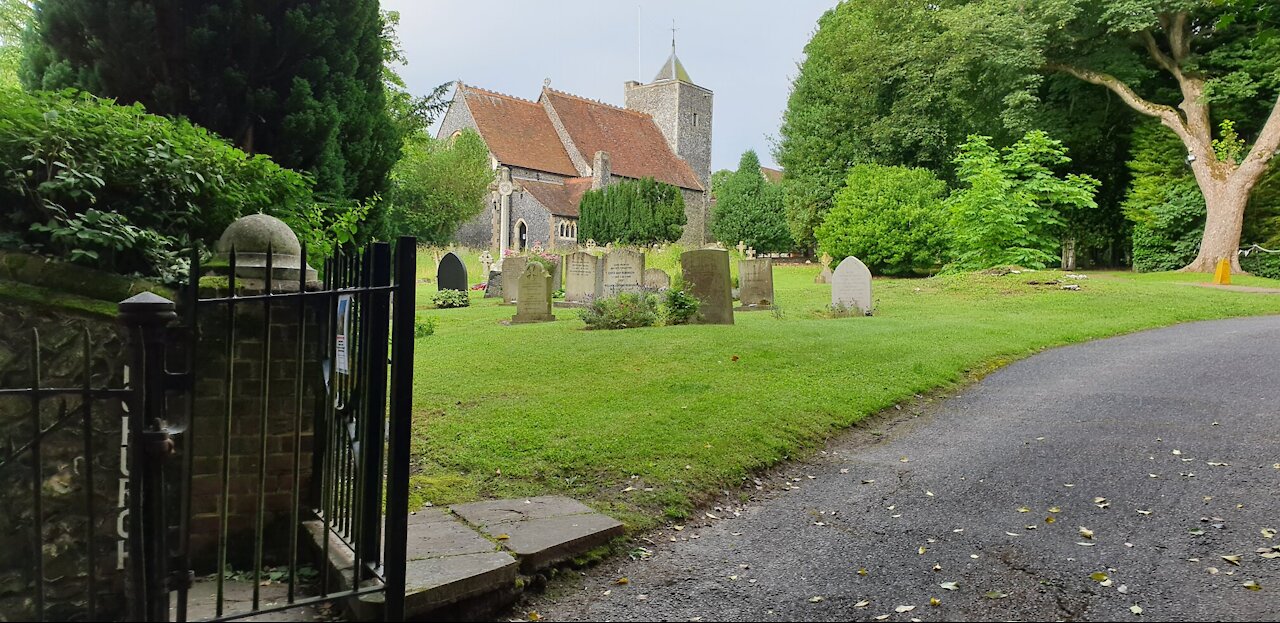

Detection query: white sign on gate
(336, 295), (352, 374)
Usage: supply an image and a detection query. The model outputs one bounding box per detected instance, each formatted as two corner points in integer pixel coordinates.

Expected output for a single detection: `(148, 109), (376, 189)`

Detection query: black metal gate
(164, 237), (417, 622)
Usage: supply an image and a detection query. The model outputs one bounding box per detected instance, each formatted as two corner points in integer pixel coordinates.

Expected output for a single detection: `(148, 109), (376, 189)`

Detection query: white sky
(382, 0), (838, 172)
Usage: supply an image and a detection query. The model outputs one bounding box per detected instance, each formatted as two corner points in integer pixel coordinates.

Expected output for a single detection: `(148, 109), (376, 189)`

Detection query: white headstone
(564, 251), (604, 303)
(831, 256), (873, 315)
(602, 249), (644, 297)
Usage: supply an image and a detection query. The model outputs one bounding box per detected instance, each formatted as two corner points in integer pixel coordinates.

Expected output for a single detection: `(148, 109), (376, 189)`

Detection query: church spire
(653, 19), (692, 83)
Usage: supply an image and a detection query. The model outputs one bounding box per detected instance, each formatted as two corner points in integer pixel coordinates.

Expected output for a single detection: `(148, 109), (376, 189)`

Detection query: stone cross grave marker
(736, 240), (747, 255)
(680, 249), (734, 325)
(737, 258), (774, 308)
(564, 251), (603, 303)
(746, 247), (756, 259)
(585, 239), (597, 252)
(602, 249), (644, 297)
(643, 268), (671, 291)
(511, 263), (555, 323)
(814, 252), (834, 284)
(501, 256), (527, 305)
(831, 255), (873, 315)
(479, 250), (494, 277)
(437, 252), (468, 292)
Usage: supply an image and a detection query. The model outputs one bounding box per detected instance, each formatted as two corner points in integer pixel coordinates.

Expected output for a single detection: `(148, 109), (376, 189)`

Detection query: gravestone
(564, 252), (604, 303)
(500, 256), (527, 305)
(602, 249), (645, 297)
(737, 259), (774, 308)
(437, 252), (468, 292)
(484, 270), (502, 298)
(832, 256), (873, 315)
(643, 268), (671, 291)
(511, 263), (555, 323)
(479, 250), (494, 278)
(680, 249), (734, 325)
(814, 252), (834, 284)
(551, 259), (563, 292)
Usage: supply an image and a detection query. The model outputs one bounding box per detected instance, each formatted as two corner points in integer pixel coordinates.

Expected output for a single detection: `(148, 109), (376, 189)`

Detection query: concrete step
(450, 496), (624, 572)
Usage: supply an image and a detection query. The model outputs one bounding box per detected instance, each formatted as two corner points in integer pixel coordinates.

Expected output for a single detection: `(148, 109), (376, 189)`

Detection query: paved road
(527, 316), (1280, 622)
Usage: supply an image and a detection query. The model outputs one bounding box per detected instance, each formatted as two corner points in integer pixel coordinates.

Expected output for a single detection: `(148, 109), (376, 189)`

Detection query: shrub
(660, 287), (701, 325)
(0, 89), (313, 278)
(431, 289), (471, 308)
(386, 130), (492, 243)
(579, 292), (659, 330)
(816, 164), (949, 276)
(1241, 252), (1280, 279)
(578, 177), (686, 245)
(710, 150), (792, 253)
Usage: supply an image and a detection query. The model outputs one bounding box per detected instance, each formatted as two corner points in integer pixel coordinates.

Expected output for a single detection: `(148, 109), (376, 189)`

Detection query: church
(437, 44), (713, 252)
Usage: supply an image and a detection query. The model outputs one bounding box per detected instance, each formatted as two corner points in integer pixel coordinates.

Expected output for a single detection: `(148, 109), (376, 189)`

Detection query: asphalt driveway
(526, 316), (1280, 621)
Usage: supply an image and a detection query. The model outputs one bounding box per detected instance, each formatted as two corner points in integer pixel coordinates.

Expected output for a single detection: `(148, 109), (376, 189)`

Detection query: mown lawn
(407, 252), (1280, 530)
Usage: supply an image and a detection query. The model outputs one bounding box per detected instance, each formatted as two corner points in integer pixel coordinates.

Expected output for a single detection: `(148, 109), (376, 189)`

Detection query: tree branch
(1046, 62), (1198, 148)
(1168, 12), (1190, 62)
(1236, 92), (1280, 183)
(1141, 31), (1179, 76)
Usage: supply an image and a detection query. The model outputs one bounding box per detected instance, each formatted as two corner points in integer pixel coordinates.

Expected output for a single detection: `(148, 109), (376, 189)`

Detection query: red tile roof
(760, 166), (784, 184)
(460, 85), (578, 177)
(541, 88), (704, 191)
(522, 177), (593, 218)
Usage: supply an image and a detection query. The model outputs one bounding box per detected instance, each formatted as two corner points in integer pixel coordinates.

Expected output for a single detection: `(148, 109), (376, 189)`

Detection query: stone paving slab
(401, 508), (518, 615)
(451, 496), (624, 572)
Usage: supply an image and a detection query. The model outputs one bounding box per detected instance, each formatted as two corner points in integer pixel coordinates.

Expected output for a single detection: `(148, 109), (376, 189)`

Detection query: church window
(693, 113), (699, 127)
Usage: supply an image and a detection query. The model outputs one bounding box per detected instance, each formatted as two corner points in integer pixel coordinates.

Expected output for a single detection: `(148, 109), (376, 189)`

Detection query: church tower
(624, 38), (713, 192)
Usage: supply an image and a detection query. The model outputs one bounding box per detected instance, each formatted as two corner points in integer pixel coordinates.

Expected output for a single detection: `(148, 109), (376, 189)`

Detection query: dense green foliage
(385, 129), (492, 244)
(431, 289), (471, 308)
(659, 287), (700, 326)
(578, 177), (686, 245)
(815, 164), (949, 276)
(777, 0), (1280, 267)
(0, 90), (313, 278)
(946, 132), (1099, 271)
(1123, 122), (1207, 272)
(0, 0), (29, 88)
(710, 151), (792, 253)
(579, 292), (659, 330)
(24, 0), (398, 205)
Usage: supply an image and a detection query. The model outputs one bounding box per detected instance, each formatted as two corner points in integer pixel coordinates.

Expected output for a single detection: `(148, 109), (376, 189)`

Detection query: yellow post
(1212, 258), (1232, 286)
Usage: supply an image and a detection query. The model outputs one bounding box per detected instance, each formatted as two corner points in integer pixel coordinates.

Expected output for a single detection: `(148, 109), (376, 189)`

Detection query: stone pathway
(524, 316), (1280, 622)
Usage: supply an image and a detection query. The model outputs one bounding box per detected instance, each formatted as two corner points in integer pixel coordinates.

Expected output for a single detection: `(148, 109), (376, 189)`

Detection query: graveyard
(409, 247), (1280, 530)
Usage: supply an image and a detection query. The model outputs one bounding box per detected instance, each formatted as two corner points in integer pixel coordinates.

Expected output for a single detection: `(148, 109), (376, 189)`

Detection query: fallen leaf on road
(1130, 605), (1143, 615)
(496, 534), (510, 540)
(1222, 555), (1242, 566)
(1090, 572), (1109, 582)
(528, 611), (541, 621)
(1101, 579), (1114, 587)
(1118, 584), (1128, 593)
(1189, 528), (1205, 536)
(1261, 552), (1280, 559)
(874, 616), (889, 621)
(1079, 526), (1094, 539)
(615, 577), (630, 585)
(857, 568), (868, 576)
(983, 590), (1007, 599)
(930, 597), (941, 607)
(1137, 510), (1152, 515)
(1207, 567), (1220, 575)
(1006, 532), (1021, 537)
(1262, 528), (1276, 539)
(932, 564), (942, 571)
(808, 596), (823, 603)
(1045, 516), (1057, 524)
(1048, 507), (1062, 513)
(918, 547), (927, 555)
(1172, 450), (1182, 455)
(895, 605), (916, 613)
(925, 491), (934, 497)
(1243, 580), (1261, 591)
(1207, 462), (1229, 467)
(1077, 542), (1096, 547)
(854, 600), (870, 608)
(1017, 506), (1030, 513)
(940, 582), (959, 591)
(839, 469), (849, 474)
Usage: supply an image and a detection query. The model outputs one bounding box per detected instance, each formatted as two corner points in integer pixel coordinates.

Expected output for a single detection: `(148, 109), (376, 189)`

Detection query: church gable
(456, 85), (578, 177)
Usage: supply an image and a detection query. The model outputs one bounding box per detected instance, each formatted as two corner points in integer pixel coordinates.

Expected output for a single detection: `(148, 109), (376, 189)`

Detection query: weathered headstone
(832, 256), (873, 315)
(737, 259), (774, 308)
(484, 270), (502, 298)
(511, 263), (555, 323)
(479, 250), (494, 278)
(501, 256), (527, 305)
(643, 268), (671, 291)
(602, 249), (644, 297)
(551, 258), (563, 292)
(814, 252), (834, 284)
(680, 249), (734, 325)
(437, 252), (468, 291)
(564, 252), (604, 303)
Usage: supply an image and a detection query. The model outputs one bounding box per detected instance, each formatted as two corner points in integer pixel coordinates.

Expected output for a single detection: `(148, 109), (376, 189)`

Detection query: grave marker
(602, 249), (644, 296)
(643, 268), (671, 291)
(680, 249), (734, 325)
(831, 256), (873, 315)
(437, 252), (468, 292)
(501, 256), (527, 305)
(564, 252), (604, 303)
(511, 263), (555, 323)
(737, 259), (774, 308)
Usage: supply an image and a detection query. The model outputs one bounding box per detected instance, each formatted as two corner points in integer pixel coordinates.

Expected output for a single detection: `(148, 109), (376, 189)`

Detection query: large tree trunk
(1182, 181), (1249, 272)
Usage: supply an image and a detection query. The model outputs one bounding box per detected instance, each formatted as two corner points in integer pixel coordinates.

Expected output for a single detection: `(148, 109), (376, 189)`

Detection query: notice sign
(336, 295), (352, 374)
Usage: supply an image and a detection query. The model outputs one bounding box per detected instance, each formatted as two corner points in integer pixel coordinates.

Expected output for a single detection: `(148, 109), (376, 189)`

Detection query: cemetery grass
(408, 258), (1280, 531)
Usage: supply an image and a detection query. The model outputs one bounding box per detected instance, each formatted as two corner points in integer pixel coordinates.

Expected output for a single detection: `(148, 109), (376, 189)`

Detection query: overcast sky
(383, 0), (838, 172)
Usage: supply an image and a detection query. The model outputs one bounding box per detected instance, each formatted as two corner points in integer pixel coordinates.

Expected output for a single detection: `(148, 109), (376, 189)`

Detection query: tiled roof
(760, 167), (783, 183)
(460, 85), (578, 177)
(522, 177), (593, 218)
(542, 88), (703, 191)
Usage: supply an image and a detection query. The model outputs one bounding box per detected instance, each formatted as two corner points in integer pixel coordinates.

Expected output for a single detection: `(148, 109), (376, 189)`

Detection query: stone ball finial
(216, 213), (302, 256)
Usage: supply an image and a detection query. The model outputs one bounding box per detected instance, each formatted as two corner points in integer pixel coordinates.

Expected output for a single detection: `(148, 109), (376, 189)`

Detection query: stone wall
(0, 299), (128, 621)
